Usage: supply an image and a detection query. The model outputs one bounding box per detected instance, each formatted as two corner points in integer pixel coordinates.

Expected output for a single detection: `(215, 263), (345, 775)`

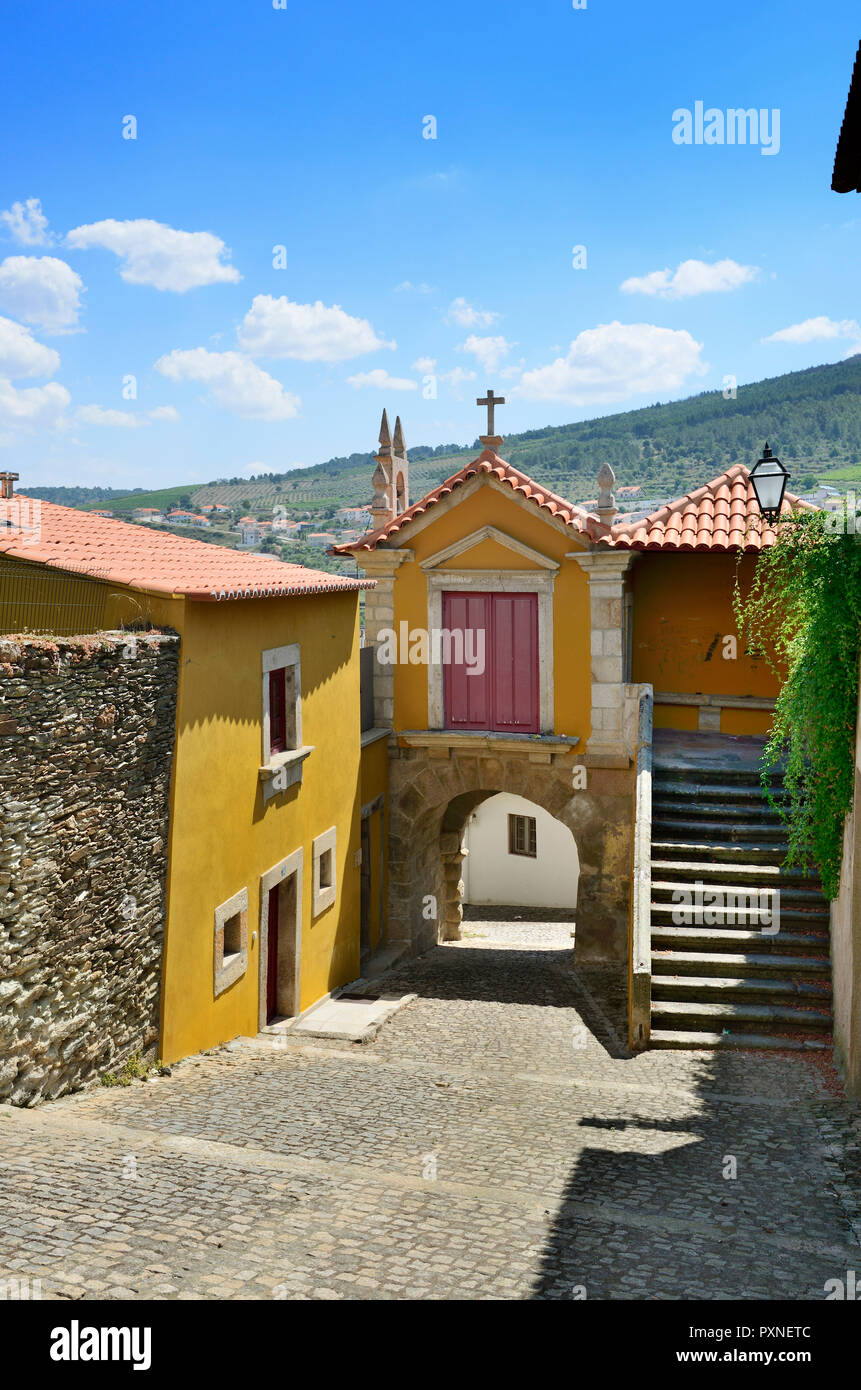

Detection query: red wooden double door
(442, 591), (539, 734)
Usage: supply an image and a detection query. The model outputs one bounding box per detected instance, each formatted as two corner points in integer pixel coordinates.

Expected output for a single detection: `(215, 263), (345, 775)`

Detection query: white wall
(831, 670), (861, 1098)
(461, 792), (579, 910)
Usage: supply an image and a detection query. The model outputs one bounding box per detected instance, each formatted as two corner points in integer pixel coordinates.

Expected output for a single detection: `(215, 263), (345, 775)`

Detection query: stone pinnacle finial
(393, 414), (406, 456)
(596, 462), (617, 526)
(371, 461), (390, 517)
(378, 408), (392, 456)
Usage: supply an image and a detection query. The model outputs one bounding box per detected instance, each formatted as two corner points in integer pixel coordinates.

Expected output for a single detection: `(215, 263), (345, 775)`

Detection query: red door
(442, 591), (539, 733)
(266, 887), (279, 1022)
(442, 592), (491, 730)
(491, 594), (539, 732)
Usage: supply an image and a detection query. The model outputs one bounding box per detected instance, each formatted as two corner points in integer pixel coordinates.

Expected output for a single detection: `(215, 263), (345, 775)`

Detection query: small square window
(213, 888), (248, 997)
(312, 827), (337, 917)
(508, 813), (537, 858)
(223, 911), (243, 962)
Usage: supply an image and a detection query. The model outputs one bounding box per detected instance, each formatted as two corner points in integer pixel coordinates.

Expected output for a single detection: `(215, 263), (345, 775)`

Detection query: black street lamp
(749, 443), (791, 523)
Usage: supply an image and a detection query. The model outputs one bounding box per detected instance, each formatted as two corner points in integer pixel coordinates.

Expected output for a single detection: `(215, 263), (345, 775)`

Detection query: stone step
(651, 860), (822, 889)
(652, 816), (787, 843)
(651, 949), (831, 977)
(653, 765), (784, 788)
(652, 998), (832, 1029)
(651, 925), (829, 953)
(651, 881), (828, 915)
(652, 839), (791, 866)
(649, 1029), (829, 1051)
(651, 974), (832, 1001)
(651, 797), (785, 826)
(649, 900), (830, 929)
(652, 780), (789, 807)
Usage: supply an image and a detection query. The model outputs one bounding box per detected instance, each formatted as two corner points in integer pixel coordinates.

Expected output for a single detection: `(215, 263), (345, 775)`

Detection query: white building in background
(461, 792), (579, 911)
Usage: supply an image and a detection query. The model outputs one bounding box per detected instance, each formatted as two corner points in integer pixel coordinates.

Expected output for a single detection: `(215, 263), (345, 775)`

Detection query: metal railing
(629, 684), (654, 1050)
(0, 558), (109, 636)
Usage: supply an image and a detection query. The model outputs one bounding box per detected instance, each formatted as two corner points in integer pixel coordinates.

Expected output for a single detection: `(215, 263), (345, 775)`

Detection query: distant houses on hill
(165, 510), (211, 528)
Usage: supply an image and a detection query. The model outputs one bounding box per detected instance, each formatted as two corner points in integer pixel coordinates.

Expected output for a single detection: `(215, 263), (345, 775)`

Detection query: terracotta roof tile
(332, 448), (607, 552)
(603, 464), (812, 552)
(331, 453), (811, 559)
(0, 496), (371, 601)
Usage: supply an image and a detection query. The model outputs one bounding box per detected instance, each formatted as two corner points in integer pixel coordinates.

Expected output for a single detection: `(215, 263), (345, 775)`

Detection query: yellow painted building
(0, 495), (377, 1063)
(0, 435), (804, 1057)
(335, 412), (803, 963)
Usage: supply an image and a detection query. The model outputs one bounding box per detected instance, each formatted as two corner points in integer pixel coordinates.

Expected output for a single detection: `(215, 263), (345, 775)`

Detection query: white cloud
(66, 218), (240, 292)
(458, 334), (515, 373)
(0, 378), (70, 428)
(518, 322), (707, 406)
(762, 315), (861, 345)
(0, 198), (51, 246)
(0, 316), (61, 378)
(154, 348), (300, 420)
(446, 297), (499, 328)
(395, 281), (435, 295)
(75, 403), (181, 428)
(620, 258), (760, 300)
(75, 405), (147, 428)
(412, 355), (437, 373)
(238, 294), (395, 361)
(347, 369), (418, 391)
(0, 256), (84, 332)
(438, 366), (477, 396)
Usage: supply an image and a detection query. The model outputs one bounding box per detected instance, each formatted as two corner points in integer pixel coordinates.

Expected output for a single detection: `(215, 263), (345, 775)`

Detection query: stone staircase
(649, 745), (832, 1050)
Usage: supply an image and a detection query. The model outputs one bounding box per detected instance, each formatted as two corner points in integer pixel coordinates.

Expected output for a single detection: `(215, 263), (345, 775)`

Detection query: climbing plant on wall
(734, 508), (861, 899)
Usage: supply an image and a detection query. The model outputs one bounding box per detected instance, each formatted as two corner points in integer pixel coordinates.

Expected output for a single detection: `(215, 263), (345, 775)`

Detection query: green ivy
(733, 509), (861, 900)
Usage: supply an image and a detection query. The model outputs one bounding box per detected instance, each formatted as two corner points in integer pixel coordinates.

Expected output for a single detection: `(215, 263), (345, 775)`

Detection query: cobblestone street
(2, 916), (861, 1301)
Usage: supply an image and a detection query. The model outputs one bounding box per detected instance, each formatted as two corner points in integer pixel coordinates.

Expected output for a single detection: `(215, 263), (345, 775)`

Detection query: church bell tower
(370, 409), (409, 527)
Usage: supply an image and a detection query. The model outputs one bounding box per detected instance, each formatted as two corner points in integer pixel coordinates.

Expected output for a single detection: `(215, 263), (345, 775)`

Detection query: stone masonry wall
(0, 631), (179, 1105)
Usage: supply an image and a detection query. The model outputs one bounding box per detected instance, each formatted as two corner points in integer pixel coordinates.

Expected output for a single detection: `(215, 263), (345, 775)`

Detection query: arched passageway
(385, 744), (633, 962)
(460, 792), (579, 913)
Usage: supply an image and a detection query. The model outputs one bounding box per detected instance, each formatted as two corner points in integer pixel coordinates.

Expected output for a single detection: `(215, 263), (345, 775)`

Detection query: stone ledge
(397, 730), (580, 756)
(361, 726), (391, 749)
(655, 691), (776, 710)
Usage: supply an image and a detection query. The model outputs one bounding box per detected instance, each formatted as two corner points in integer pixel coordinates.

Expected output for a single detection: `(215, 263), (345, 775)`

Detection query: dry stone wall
(0, 631), (179, 1105)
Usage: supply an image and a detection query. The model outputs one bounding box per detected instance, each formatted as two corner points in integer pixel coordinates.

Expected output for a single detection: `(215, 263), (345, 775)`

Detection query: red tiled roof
(333, 448), (606, 552)
(602, 465), (813, 552)
(332, 453), (812, 558)
(0, 495), (372, 601)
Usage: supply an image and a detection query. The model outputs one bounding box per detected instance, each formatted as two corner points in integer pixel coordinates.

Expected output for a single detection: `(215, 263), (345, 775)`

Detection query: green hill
(24, 356), (861, 520)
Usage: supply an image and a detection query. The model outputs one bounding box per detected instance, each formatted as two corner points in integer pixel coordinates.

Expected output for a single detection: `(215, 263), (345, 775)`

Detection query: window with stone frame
(312, 826), (337, 916)
(213, 887), (248, 997)
(260, 644), (312, 802)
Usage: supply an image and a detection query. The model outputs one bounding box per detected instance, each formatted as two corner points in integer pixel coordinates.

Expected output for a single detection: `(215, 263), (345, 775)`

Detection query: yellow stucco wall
(360, 737), (389, 952)
(630, 552), (782, 736)
(158, 590), (362, 1063)
(386, 483), (593, 741)
(1, 557), (364, 1062)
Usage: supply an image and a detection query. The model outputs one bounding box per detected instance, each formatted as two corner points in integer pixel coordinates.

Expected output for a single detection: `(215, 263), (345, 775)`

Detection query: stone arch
(395, 471), (406, 515)
(387, 746), (633, 962)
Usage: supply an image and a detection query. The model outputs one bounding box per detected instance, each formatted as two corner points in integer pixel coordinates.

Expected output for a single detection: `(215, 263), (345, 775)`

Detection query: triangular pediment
(420, 525), (559, 573)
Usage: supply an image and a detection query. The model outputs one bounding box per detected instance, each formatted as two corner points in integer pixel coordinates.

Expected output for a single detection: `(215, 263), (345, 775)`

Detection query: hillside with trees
(23, 356), (861, 519)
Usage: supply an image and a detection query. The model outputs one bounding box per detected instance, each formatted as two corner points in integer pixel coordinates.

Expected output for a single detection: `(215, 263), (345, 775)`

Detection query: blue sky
(2, 0), (859, 489)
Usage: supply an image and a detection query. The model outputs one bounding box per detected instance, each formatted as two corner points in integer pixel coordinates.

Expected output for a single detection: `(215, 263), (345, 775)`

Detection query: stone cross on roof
(477, 388), (505, 449)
